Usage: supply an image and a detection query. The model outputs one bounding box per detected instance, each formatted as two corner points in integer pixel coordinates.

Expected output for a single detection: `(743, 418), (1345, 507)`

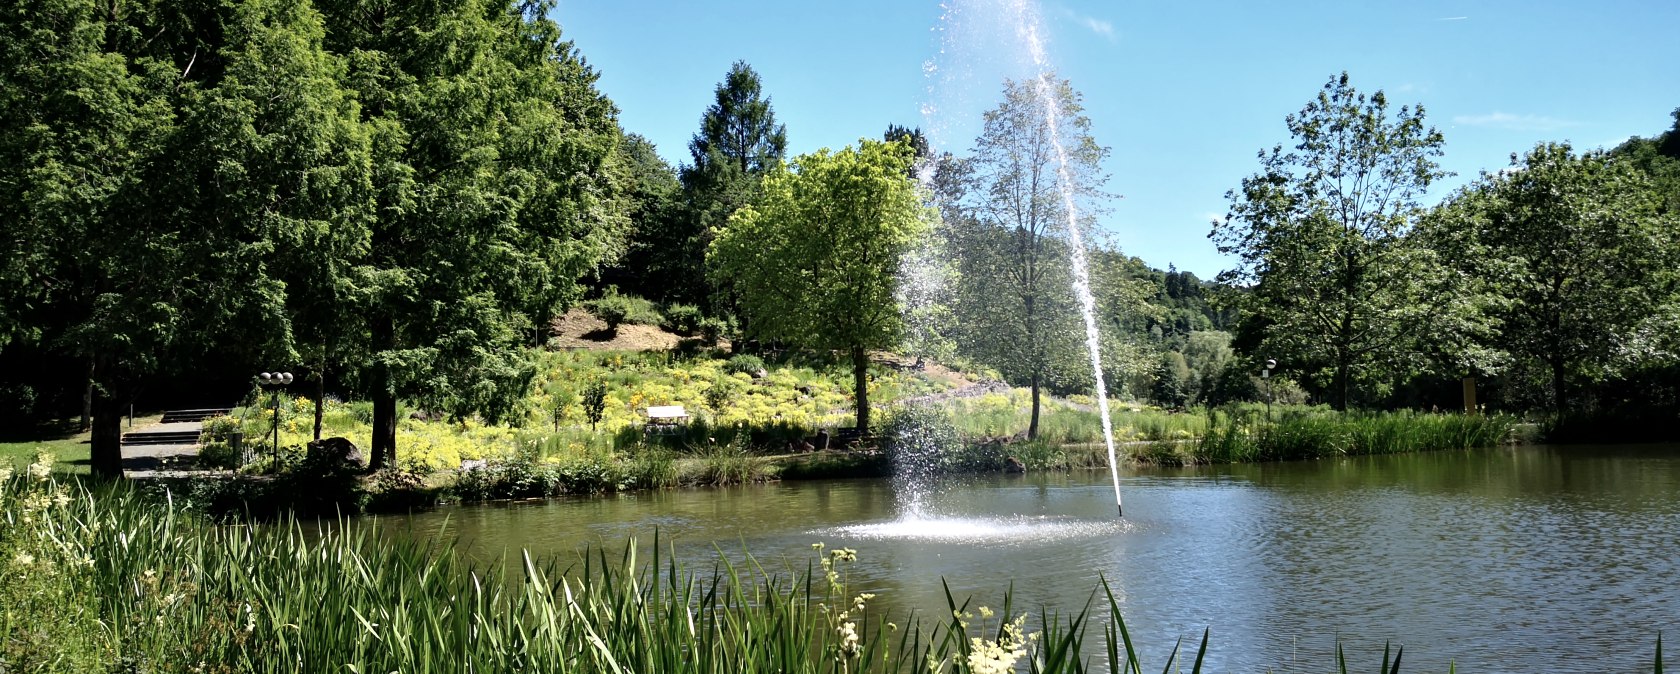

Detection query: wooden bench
(643, 405), (690, 436)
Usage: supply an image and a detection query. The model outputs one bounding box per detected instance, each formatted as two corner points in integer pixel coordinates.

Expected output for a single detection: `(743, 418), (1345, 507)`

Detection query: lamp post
(1262, 359), (1277, 422)
(258, 371), (294, 471)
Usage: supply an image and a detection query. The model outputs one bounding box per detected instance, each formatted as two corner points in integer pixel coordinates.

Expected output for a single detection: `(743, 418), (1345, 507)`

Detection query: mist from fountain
(855, 0), (1125, 544)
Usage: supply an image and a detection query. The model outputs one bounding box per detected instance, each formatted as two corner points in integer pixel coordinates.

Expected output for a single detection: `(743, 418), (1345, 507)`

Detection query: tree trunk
(372, 392), (396, 470)
(1028, 372), (1042, 440)
(313, 361), (325, 442)
(1550, 357), (1568, 425)
(851, 346), (870, 432)
(81, 357), (95, 431)
(90, 387), (124, 479)
(1334, 357), (1350, 412)
(370, 316), (396, 469)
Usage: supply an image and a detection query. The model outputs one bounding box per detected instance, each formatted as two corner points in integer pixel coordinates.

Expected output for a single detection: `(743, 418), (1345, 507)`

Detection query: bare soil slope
(549, 308), (684, 351)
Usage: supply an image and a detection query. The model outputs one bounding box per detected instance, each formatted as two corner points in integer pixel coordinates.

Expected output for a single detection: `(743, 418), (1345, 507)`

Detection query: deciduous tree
(1438, 143), (1676, 420)
(952, 75), (1109, 438)
(1213, 72), (1459, 410)
(708, 139), (931, 432)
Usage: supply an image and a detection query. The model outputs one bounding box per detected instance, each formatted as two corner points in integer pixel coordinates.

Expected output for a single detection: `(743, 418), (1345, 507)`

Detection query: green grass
(0, 417), (102, 475)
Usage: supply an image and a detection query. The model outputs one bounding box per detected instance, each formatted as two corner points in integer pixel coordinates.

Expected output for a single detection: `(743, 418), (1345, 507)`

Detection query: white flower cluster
(964, 611), (1037, 674)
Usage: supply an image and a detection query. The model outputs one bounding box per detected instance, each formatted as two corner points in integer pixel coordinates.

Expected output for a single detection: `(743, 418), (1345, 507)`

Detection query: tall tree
(1212, 72), (1456, 410)
(953, 75), (1109, 438)
(317, 0), (629, 468)
(604, 133), (683, 299)
(1438, 143), (1676, 420)
(708, 139), (931, 432)
(667, 61), (786, 307)
(0, 0), (355, 476)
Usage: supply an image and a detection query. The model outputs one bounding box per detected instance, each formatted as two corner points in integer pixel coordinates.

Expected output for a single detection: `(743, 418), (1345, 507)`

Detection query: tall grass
(2, 462), (1668, 673)
(1185, 408), (1514, 466)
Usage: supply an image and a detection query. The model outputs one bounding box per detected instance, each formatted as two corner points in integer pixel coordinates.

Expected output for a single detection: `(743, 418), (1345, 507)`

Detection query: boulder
(305, 436), (366, 472)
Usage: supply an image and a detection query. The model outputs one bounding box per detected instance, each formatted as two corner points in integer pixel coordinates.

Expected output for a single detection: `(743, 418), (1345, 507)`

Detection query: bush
(698, 316), (730, 344)
(592, 297), (631, 331)
(662, 303), (703, 335)
(587, 293), (663, 332)
(725, 354), (766, 377)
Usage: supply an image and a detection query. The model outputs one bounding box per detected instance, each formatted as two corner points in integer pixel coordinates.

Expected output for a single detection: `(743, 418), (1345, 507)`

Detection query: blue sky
(552, 0), (1680, 278)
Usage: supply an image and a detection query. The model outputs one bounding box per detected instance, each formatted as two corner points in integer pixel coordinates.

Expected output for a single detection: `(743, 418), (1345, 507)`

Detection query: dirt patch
(549, 308), (688, 351)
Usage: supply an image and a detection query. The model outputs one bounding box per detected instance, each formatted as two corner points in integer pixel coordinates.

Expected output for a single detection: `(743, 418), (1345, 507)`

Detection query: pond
(386, 444), (1680, 673)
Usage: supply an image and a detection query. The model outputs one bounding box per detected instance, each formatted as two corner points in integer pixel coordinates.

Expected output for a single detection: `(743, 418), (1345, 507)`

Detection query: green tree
(1213, 72), (1460, 410)
(951, 76), (1109, 438)
(708, 139), (930, 432)
(0, 0), (365, 476)
(317, 0), (629, 468)
(1438, 143), (1676, 420)
(668, 61), (787, 308)
(605, 133), (684, 298)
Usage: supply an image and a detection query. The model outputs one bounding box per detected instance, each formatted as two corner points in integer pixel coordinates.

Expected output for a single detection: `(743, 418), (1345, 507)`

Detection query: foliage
(725, 354), (768, 376)
(710, 139), (932, 431)
(1189, 407), (1513, 465)
(661, 303), (705, 335)
(1431, 142), (1678, 420)
(944, 75), (1115, 439)
(587, 292), (663, 332)
(652, 60), (790, 308)
(582, 380), (608, 431)
(1213, 72), (1469, 411)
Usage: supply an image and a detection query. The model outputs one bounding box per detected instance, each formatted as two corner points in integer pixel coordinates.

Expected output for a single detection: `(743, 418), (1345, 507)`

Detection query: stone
(305, 436), (366, 472)
(1004, 456), (1026, 473)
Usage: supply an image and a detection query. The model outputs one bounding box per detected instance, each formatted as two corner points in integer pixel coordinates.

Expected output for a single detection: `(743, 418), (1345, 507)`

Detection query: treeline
(0, 0), (632, 474)
(1213, 73), (1680, 433)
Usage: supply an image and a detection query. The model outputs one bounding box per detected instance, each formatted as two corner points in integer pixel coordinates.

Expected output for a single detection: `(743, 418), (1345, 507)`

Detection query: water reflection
(387, 445), (1680, 673)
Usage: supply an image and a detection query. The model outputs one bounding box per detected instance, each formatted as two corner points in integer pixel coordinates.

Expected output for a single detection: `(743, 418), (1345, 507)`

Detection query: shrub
(662, 303), (703, 335)
(725, 354), (766, 377)
(592, 296), (631, 331)
(588, 293), (663, 332)
(698, 316), (730, 344)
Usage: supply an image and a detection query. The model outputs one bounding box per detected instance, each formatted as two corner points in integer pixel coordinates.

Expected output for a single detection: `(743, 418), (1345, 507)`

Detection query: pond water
(386, 444), (1680, 672)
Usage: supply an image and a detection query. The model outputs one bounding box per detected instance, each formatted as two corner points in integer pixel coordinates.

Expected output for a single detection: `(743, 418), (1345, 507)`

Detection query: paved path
(122, 420), (205, 476)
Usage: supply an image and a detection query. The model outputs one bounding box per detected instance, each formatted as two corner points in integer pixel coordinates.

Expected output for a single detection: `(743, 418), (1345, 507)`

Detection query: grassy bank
(4, 463), (1664, 673)
(0, 464), (1151, 673)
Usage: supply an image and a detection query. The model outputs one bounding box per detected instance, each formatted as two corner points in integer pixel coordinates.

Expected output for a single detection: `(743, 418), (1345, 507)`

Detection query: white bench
(643, 405), (689, 436)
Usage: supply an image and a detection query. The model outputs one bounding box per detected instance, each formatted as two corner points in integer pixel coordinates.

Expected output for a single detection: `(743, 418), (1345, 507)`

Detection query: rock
(305, 436), (366, 472)
(1004, 456), (1026, 474)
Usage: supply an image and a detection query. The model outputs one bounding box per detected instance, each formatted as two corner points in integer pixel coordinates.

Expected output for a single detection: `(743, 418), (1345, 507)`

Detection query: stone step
(121, 430), (201, 446)
(161, 408), (233, 423)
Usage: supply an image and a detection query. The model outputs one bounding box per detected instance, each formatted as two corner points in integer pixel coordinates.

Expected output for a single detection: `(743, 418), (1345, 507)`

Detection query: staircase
(160, 408), (232, 423)
(120, 428), (202, 446)
(120, 407), (229, 447)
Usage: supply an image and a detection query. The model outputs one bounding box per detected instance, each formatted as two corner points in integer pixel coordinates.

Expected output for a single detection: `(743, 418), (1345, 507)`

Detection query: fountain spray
(1010, 0), (1124, 516)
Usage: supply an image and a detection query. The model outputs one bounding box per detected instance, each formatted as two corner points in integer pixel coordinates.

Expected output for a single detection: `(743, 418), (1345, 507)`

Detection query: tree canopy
(1212, 72), (1464, 410)
(708, 139), (930, 431)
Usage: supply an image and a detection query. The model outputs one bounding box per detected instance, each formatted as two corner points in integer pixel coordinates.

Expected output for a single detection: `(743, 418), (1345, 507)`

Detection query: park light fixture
(257, 370), (294, 470)
(1263, 359), (1277, 421)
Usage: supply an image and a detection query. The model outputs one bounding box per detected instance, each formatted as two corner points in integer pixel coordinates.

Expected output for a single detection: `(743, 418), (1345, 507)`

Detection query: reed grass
(0, 460), (1667, 673)
(1183, 409), (1514, 465)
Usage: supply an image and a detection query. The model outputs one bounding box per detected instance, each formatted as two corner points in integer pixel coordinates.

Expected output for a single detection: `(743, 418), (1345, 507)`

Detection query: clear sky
(551, 0), (1680, 278)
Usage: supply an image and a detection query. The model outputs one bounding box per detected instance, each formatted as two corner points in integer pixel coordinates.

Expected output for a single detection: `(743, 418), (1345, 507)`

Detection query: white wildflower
(13, 552), (34, 566)
(837, 620), (861, 658)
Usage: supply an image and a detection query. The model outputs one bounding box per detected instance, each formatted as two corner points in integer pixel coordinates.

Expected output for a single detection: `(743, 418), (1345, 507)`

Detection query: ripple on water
(817, 514), (1131, 545)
